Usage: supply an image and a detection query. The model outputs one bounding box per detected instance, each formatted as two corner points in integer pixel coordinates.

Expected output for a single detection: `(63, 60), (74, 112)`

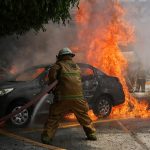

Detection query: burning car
(0, 63), (125, 127)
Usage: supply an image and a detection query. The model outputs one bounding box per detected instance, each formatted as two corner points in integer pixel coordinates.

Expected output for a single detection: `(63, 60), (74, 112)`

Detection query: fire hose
(0, 80), (58, 127)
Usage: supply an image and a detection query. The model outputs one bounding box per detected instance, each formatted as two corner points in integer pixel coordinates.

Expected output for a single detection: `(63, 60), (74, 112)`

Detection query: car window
(80, 67), (94, 76)
(15, 68), (45, 81)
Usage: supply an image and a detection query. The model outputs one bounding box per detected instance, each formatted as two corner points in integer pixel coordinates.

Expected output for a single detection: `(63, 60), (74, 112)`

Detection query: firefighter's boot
(41, 133), (53, 145)
(86, 133), (97, 141)
(82, 125), (97, 141)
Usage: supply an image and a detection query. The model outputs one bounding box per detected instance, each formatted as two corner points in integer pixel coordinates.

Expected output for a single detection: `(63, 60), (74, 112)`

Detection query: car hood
(0, 81), (26, 89)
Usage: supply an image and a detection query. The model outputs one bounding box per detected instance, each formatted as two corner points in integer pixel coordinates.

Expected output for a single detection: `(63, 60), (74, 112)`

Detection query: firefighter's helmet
(57, 48), (75, 57)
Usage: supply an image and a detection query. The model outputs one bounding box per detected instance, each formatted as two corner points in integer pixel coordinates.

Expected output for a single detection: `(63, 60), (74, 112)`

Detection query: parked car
(0, 63), (125, 127)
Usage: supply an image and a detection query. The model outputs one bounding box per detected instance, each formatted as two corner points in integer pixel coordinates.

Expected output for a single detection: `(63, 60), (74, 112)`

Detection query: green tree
(0, 0), (79, 36)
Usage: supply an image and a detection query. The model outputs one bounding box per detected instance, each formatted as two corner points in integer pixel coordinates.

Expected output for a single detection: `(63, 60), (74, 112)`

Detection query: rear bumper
(111, 87), (125, 106)
(112, 95), (125, 106)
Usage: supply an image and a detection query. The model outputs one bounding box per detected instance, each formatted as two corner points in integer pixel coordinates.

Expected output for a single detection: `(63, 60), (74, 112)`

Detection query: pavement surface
(1, 118), (150, 150)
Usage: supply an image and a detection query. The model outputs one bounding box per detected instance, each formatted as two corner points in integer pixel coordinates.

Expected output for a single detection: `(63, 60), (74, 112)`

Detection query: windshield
(13, 68), (45, 81)
(80, 67), (94, 76)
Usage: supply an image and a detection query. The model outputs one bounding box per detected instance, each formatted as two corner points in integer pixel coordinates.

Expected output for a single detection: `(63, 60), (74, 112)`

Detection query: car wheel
(7, 101), (32, 127)
(93, 95), (112, 118)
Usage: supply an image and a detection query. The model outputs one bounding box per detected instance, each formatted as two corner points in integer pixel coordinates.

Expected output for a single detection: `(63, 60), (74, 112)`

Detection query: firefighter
(135, 64), (146, 92)
(41, 48), (97, 144)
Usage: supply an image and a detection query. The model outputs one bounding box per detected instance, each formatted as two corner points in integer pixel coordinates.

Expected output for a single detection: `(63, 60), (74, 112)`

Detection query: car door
(14, 67), (46, 97)
(36, 67), (54, 113)
(79, 64), (98, 104)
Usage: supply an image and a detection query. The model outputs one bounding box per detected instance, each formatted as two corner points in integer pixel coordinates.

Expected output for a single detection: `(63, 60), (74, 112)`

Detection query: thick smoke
(1, 0), (150, 75)
(121, 0), (150, 71)
(0, 22), (78, 73)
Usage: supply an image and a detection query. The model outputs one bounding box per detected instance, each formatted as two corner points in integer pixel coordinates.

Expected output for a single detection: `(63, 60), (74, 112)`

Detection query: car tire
(7, 101), (32, 128)
(93, 95), (112, 118)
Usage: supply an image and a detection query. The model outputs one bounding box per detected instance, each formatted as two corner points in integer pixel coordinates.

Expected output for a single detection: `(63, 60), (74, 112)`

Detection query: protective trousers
(42, 99), (96, 139)
(136, 79), (146, 92)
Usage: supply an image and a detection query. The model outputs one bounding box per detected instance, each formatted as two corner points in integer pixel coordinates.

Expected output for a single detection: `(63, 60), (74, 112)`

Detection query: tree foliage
(0, 0), (79, 36)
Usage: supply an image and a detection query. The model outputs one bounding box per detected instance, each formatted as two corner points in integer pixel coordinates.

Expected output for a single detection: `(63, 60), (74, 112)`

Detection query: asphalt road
(1, 117), (150, 150)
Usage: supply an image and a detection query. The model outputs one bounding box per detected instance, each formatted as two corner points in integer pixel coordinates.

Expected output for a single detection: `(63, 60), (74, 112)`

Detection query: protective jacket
(48, 57), (84, 101)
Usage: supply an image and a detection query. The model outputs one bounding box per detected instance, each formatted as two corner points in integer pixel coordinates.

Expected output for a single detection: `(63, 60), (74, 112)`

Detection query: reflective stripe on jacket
(48, 59), (84, 101)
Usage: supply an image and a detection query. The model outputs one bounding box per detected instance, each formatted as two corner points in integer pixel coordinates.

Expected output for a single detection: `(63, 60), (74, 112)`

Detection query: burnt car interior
(79, 64), (99, 102)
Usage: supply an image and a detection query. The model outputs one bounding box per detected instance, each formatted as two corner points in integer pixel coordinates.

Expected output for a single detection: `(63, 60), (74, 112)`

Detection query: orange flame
(67, 0), (150, 121)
